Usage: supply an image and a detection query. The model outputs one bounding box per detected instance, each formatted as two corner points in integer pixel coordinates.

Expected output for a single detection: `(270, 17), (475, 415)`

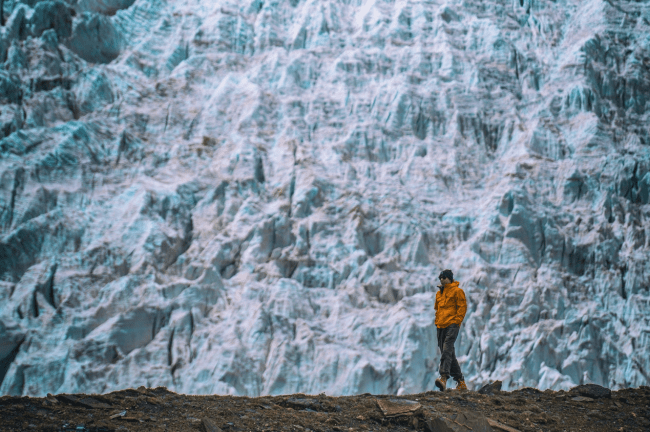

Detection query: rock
(43, 397), (58, 406)
(426, 411), (495, 432)
(486, 419), (521, 432)
(55, 394), (82, 405)
(77, 397), (112, 409)
(55, 394), (112, 409)
(285, 398), (321, 411)
(571, 396), (594, 402)
(586, 409), (607, 420)
(426, 417), (462, 432)
(478, 381), (503, 395)
(569, 384), (612, 399)
(376, 399), (421, 417)
(201, 418), (223, 432)
(119, 416), (143, 422)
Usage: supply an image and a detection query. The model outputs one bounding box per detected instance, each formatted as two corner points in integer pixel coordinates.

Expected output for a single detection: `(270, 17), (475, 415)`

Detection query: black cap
(438, 269), (453, 281)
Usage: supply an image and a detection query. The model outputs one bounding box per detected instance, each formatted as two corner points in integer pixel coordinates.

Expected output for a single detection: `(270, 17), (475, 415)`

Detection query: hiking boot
(456, 380), (468, 390)
(435, 376), (447, 391)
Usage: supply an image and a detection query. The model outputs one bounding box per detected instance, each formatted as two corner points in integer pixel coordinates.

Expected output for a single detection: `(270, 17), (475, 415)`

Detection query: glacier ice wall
(0, 0), (649, 396)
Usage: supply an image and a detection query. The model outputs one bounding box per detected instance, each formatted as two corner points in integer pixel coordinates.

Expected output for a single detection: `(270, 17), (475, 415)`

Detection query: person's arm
(454, 289), (467, 325)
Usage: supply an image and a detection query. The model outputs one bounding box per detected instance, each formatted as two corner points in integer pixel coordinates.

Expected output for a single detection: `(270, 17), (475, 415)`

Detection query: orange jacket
(434, 281), (467, 328)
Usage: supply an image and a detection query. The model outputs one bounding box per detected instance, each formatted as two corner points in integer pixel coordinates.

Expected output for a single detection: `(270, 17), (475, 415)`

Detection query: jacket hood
(440, 280), (459, 290)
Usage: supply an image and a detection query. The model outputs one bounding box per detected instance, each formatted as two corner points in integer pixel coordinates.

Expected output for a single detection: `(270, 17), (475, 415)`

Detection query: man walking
(434, 269), (467, 391)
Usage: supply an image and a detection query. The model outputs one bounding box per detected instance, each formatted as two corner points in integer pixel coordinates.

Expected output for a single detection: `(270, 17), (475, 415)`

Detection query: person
(434, 269), (467, 391)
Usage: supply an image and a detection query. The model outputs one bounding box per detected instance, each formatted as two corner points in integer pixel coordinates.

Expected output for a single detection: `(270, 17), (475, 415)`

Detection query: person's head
(438, 269), (454, 285)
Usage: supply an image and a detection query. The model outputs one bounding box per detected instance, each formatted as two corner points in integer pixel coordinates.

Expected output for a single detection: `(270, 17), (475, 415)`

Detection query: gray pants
(437, 324), (464, 382)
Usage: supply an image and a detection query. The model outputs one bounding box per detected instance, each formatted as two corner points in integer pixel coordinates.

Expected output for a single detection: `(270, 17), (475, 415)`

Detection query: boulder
(569, 384), (611, 399)
(478, 381), (503, 395)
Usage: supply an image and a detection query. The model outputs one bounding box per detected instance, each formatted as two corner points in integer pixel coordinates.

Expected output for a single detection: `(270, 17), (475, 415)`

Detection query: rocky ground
(0, 385), (648, 432)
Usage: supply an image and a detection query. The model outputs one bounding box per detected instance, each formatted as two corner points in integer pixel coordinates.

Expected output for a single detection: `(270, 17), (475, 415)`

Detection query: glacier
(0, 0), (649, 397)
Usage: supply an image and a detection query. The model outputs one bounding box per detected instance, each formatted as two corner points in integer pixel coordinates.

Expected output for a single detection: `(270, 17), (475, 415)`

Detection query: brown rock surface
(0, 386), (649, 432)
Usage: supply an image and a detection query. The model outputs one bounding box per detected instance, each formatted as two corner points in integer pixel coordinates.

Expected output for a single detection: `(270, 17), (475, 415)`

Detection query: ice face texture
(0, 0), (649, 396)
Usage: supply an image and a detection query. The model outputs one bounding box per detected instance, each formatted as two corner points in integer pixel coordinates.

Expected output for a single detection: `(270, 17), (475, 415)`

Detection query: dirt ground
(0, 385), (648, 432)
